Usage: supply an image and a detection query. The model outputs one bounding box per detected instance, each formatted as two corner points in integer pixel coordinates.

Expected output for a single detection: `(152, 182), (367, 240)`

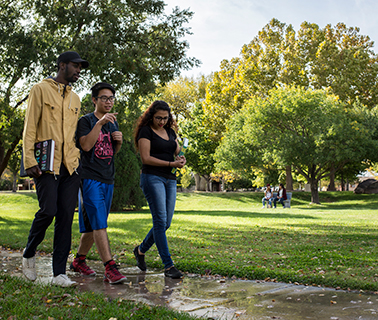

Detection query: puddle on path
(1, 249), (378, 319)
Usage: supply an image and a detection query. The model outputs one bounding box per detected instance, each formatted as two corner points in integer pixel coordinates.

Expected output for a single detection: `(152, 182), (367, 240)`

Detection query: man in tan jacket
(22, 51), (89, 287)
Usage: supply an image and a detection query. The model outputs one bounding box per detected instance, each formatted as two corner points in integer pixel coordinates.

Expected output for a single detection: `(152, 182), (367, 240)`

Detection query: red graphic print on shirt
(94, 132), (113, 164)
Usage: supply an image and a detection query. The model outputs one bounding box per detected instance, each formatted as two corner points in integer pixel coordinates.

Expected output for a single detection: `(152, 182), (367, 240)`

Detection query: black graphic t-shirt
(76, 113), (119, 184)
(137, 125), (177, 180)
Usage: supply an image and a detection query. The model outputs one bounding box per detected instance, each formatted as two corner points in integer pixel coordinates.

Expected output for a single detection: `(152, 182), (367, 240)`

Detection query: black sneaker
(133, 246), (147, 271)
(164, 266), (183, 279)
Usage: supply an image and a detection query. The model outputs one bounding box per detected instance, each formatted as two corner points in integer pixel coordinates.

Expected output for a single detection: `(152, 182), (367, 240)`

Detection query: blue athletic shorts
(78, 179), (114, 233)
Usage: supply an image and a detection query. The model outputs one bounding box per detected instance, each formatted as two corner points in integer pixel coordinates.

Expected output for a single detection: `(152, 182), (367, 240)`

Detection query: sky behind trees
(164, 0), (378, 77)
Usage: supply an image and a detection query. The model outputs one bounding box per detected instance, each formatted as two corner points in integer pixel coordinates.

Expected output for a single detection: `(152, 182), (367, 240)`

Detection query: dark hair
(134, 100), (177, 150)
(279, 183), (285, 188)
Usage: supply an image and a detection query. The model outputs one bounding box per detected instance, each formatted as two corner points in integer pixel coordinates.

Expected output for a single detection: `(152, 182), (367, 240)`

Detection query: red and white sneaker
(70, 257), (96, 276)
(104, 260), (126, 284)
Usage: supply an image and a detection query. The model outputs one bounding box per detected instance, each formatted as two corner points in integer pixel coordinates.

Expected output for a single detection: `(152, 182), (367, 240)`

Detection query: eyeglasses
(154, 116), (169, 122)
(97, 95), (116, 103)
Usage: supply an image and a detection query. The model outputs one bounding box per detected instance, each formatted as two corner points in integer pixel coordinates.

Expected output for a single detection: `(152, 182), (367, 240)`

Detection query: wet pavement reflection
(1, 248), (378, 319)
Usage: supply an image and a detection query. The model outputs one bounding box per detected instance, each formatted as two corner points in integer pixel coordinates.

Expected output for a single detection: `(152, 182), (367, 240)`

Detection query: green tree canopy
(155, 74), (210, 123)
(204, 18), (378, 138)
(179, 102), (218, 186)
(0, 0), (200, 177)
(215, 87), (378, 203)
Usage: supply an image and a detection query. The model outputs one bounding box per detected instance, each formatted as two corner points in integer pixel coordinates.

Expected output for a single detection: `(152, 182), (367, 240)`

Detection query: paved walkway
(1, 248), (377, 319)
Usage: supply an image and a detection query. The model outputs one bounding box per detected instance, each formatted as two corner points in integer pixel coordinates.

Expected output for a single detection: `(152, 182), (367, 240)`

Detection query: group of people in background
(21, 51), (185, 287)
(262, 183), (287, 208)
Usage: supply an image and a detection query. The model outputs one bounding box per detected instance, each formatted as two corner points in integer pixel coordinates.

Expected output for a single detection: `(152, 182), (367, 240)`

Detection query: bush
(111, 140), (146, 211)
(177, 167), (194, 189)
(0, 179), (12, 190)
(225, 177), (253, 190)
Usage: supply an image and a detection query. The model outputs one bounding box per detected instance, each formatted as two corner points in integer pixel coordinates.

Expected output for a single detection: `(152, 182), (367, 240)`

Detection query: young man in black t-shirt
(70, 82), (126, 284)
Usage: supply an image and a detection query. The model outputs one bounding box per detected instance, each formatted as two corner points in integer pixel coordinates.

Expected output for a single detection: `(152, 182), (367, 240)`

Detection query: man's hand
(26, 165), (42, 179)
(98, 113), (118, 126)
(112, 131), (123, 153)
(111, 131), (123, 142)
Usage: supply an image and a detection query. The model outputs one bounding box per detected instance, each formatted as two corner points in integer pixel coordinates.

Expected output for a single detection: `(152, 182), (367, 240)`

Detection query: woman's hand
(171, 155), (186, 168)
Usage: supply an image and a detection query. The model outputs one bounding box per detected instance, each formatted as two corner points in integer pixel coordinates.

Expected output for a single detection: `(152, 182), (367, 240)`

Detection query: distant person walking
(22, 51), (89, 287)
(133, 100), (186, 279)
(70, 82), (126, 284)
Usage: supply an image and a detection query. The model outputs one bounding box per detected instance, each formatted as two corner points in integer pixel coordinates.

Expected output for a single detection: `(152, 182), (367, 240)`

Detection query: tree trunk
(285, 165), (293, 191)
(203, 175), (210, 192)
(194, 173), (201, 191)
(340, 173), (345, 191)
(310, 179), (320, 204)
(0, 134), (22, 177)
(327, 168), (336, 191)
(194, 175), (208, 191)
(346, 178), (349, 191)
(12, 172), (17, 192)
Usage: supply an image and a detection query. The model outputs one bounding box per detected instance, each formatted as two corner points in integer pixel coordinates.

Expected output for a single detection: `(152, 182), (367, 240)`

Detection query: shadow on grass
(110, 209), (151, 214)
(175, 210), (317, 220)
(0, 217), (13, 225)
(0, 216), (28, 225)
(18, 192), (38, 199)
(291, 199), (378, 210)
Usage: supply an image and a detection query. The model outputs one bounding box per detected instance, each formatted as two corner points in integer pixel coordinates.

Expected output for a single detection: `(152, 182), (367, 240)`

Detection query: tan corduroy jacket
(22, 77), (81, 175)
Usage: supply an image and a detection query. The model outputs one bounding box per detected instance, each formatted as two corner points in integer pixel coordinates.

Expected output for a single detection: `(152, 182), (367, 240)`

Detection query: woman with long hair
(273, 183), (287, 208)
(133, 100), (186, 278)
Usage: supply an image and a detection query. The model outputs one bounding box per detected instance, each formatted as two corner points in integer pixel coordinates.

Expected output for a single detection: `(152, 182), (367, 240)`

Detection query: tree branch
(294, 164), (309, 181)
(0, 133), (22, 177)
(14, 95), (29, 110)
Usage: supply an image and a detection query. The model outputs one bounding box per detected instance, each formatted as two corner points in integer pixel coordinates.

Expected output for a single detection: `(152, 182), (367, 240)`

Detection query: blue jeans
(273, 197), (285, 208)
(262, 197), (272, 207)
(139, 173), (177, 269)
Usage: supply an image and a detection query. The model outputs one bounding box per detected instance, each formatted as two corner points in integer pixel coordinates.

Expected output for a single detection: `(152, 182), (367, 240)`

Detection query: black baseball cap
(57, 51), (89, 68)
(90, 82), (116, 97)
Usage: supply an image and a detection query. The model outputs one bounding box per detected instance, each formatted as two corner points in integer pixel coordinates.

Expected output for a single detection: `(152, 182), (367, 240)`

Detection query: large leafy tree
(179, 102), (218, 190)
(204, 18), (378, 137)
(0, 0), (199, 177)
(155, 75), (210, 123)
(215, 87), (378, 203)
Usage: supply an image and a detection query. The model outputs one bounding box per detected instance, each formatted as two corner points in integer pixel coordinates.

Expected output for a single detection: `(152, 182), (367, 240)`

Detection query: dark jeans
(273, 197), (285, 208)
(23, 163), (81, 276)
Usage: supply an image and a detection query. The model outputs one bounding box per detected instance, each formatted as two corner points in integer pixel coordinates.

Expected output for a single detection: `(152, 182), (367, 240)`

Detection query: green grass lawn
(1, 190), (378, 293)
